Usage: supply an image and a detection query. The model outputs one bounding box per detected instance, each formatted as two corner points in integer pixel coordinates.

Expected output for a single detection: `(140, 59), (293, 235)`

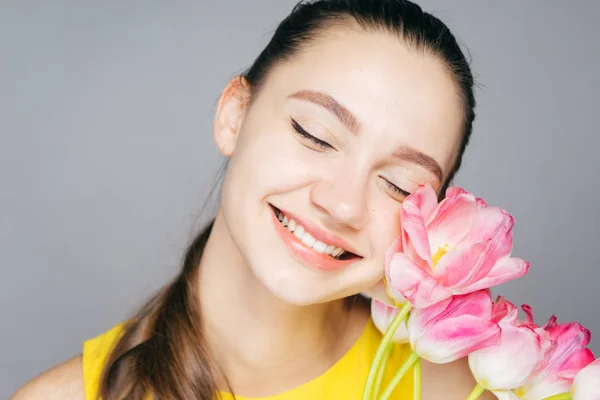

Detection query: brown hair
(98, 1), (476, 398)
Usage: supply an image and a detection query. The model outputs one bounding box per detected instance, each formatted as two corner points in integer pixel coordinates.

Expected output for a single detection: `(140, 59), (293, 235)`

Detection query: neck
(197, 210), (365, 394)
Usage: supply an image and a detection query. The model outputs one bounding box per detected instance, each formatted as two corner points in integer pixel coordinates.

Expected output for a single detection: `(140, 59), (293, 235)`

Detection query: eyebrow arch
(393, 146), (444, 182)
(288, 90), (360, 134)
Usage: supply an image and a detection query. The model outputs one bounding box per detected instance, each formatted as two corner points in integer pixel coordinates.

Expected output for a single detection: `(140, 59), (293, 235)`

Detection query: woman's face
(214, 26), (464, 305)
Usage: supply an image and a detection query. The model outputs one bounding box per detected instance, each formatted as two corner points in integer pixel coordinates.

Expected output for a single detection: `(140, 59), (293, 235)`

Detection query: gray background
(1, 0), (599, 396)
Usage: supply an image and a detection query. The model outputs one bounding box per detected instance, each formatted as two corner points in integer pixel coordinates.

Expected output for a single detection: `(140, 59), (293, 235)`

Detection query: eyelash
(290, 118), (333, 150)
(383, 179), (411, 198)
(290, 118), (411, 199)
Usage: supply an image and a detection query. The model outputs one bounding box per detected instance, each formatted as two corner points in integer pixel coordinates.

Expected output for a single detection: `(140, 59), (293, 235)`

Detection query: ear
(213, 76), (251, 157)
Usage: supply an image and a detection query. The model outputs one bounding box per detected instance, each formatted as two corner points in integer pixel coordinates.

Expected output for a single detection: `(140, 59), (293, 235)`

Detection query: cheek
(229, 122), (325, 196)
(369, 202), (403, 261)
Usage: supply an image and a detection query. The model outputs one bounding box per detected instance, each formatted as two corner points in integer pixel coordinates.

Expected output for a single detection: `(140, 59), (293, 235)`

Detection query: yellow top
(82, 319), (413, 400)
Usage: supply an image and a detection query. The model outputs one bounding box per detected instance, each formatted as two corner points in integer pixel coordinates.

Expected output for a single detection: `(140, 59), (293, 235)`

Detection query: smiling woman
(12, 1), (495, 400)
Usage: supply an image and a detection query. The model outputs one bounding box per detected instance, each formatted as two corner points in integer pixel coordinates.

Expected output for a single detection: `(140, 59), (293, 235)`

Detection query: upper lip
(273, 205), (363, 257)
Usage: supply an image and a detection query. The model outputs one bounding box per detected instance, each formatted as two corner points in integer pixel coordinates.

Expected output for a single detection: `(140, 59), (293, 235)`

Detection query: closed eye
(290, 118), (333, 150)
(382, 177), (411, 198)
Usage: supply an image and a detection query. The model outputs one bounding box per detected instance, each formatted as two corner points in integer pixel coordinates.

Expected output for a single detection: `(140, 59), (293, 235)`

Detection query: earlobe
(213, 76), (250, 157)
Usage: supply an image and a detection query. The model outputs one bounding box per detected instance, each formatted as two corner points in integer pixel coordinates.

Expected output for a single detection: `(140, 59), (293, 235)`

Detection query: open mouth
(270, 205), (360, 261)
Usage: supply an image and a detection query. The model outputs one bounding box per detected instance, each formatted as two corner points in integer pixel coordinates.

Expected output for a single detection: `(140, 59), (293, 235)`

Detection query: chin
(258, 269), (333, 306)
(249, 252), (381, 306)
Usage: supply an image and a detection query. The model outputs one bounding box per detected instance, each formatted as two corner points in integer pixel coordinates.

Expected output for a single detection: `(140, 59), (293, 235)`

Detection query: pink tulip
(571, 358), (600, 400)
(386, 185), (529, 308)
(468, 298), (551, 396)
(407, 289), (501, 364)
(370, 298), (409, 344)
(515, 314), (595, 399)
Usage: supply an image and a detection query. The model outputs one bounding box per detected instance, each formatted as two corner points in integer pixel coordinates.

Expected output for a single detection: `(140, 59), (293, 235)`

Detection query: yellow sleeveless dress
(82, 319), (413, 399)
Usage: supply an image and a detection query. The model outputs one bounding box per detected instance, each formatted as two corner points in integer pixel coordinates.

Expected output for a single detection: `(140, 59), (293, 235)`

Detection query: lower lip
(270, 206), (359, 271)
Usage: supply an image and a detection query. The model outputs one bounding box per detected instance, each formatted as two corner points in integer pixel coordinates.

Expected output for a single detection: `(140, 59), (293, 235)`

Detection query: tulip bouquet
(361, 185), (599, 400)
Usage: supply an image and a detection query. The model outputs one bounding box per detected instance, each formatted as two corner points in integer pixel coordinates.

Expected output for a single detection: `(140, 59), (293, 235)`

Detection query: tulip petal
(430, 241), (488, 288)
(476, 198), (487, 209)
(406, 184), (438, 222)
(545, 322), (594, 379)
(402, 201), (433, 265)
(491, 390), (520, 400)
(379, 236), (408, 304)
(554, 348), (596, 380)
(571, 358), (600, 400)
(412, 314), (500, 363)
(425, 191), (479, 251)
(388, 252), (452, 308)
(522, 304), (537, 325)
(543, 315), (558, 330)
(371, 299), (409, 343)
(491, 296), (518, 323)
(518, 376), (572, 400)
(409, 290), (493, 330)
(409, 291), (500, 364)
(445, 186), (466, 198)
(407, 295), (452, 329)
(459, 207), (513, 250)
(456, 256), (529, 294)
(455, 236), (516, 288)
(469, 322), (545, 390)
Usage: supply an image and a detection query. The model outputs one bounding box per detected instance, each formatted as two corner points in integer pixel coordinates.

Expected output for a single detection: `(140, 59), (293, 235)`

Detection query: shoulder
(12, 323), (127, 400)
(11, 356), (85, 400)
(421, 357), (496, 400)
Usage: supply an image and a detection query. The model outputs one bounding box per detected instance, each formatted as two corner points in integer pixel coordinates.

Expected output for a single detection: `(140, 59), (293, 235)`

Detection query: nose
(309, 172), (369, 231)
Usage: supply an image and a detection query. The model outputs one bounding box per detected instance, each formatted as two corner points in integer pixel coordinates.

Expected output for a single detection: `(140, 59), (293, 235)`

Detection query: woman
(13, 1), (496, 399)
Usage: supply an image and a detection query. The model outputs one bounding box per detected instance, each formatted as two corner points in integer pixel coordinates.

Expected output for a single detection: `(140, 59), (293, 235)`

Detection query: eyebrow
(392, 147), (444, 182)
(288, 89), (444, 182)
(288, 90), (360, 134)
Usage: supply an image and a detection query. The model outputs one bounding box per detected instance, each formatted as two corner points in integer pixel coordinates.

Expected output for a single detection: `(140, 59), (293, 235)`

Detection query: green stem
(542, 394), (571, 400)
(465, 384), (486, 400)
(413, 356), (421, 400)
(378, 351), (420, 400)
(362, 302), (413, 400)
(373, 340), (395, 399)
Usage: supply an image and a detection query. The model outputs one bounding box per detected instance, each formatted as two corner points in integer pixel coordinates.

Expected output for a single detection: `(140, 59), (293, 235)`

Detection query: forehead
(257, 25), (465, 177)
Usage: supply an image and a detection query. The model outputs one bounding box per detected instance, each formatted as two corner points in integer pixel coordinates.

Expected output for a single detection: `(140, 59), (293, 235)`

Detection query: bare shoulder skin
(11, 356), (85, 400)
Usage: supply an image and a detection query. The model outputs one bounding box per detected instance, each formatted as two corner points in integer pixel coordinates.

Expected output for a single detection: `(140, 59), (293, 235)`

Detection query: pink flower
(515, 314), (595, 399)
(370, 299), (409, 344)
(386, 185), (529, 308)
(468, 298), (551, 396)
(571, 358), (600, 400)
(407, 289), (501, 364)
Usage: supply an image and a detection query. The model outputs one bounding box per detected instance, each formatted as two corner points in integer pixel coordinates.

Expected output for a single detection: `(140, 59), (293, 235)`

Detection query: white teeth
(313, 241), (327, 253)
(275, 209), (352, 259)
(288, 219), (296, 232)
(294, 225), (305, 239)
(301, 233), (316, 247)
